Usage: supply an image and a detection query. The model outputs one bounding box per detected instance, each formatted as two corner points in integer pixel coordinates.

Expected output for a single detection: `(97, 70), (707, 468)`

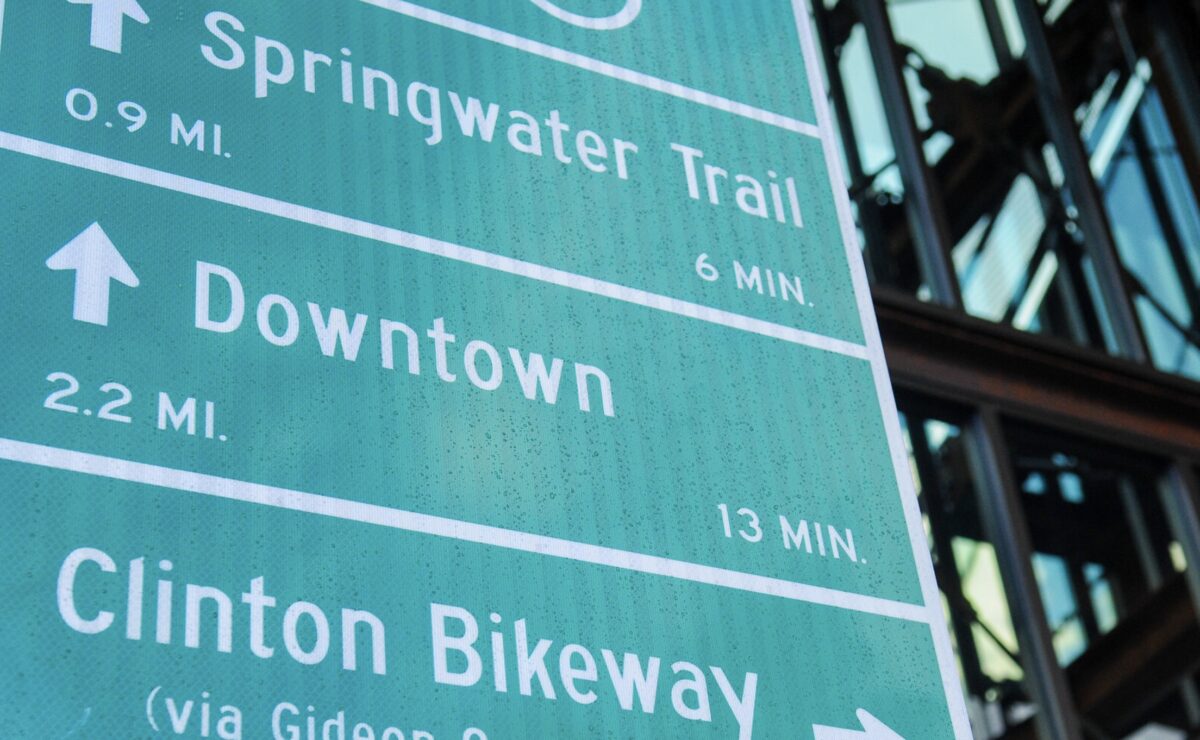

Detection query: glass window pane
(1079, 44), (1200, 380)
(889, 1), (1000, 85)
(813, 2), (924, 294)
(1006, 430), (1176, 649)
(992, 0), (1026, 57)
(877, 0), (1120, 350)
(1003, 424), (1200, 735)
(818, 0), (1200, 376)
(899, 408), (1037, 737)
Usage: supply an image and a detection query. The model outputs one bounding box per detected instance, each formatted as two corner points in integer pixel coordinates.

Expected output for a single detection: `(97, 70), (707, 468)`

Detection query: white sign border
(790, 1), (973, 735)
(0, 436), (930, 622)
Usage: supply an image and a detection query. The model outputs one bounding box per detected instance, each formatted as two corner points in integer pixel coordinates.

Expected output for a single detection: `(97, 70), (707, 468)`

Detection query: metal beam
(877, 290), (1200, 458)
(854, 0), (962, 307)
(965, 409), (1083, 740)
(1012, 0), (1150, 363)
(1065, 576), (1200, 731)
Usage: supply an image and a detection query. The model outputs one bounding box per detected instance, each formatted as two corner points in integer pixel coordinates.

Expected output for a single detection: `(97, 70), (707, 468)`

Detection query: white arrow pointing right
(813, 709), (905, 740)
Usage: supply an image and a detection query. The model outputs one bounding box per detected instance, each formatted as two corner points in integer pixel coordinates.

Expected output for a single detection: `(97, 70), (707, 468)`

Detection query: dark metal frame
(966, 408), (1084, 740)
(813, 0), (1200, 737)
(1012, 0), (1149, 363)
(854, 0), (963, 306)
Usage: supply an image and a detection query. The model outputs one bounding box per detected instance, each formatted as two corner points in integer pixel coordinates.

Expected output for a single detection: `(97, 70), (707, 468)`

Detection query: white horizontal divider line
(359, 0), (823, 139)
(0, 437), (929, 623)
(0, 131), (869, 360)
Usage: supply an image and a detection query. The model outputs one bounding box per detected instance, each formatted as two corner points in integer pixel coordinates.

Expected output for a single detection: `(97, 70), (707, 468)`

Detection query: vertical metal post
(1161, 462), (1200, 613)
(1119, 477), (1165, 590)
(1149, 0), (1200, 215)
(979, 0), (1015, 70)
(965, 409), (1083, 740)
(1012, 0), (1149, 363)
(854, 0), (962, 308)
(907, 418), (988, 698)
(1157, 462), (1200, 730)
(1129, 118), (1200, 331)
(811, 0), (894, 285)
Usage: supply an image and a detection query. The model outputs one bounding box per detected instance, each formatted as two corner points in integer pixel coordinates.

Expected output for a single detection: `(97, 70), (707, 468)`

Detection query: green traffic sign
(0, 2), (970, 738)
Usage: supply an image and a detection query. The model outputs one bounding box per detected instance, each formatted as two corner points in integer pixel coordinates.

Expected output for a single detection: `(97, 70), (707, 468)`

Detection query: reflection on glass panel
(1080, 50), (1200, 379)
(869, 0), (1117, 349)
(953, 537), (1023, 683)
(814, 1), (923, 294)
(950, 141), (1118, 348)
(1006, 427), (1200, 735)
(1170, 541), (1189, 574)
(1040, 0), (1075, 26)
(888, 0), (1001, 170)
(954, 175), (1044, 322)
(1032, 553), (1088, 664)
(900, 409), (1034, 738)
(1007, 431), (1178, 660)
(889, 1), (999, 84)
(992, 0), (1025, 58)
(1084, 563), (1118, 634)
(820, 0), (1200, 377)
(841, 26), (898, 184)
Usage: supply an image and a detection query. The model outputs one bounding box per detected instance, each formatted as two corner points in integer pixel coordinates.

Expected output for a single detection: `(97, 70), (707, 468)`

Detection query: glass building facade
(811, 0), (1200, 737)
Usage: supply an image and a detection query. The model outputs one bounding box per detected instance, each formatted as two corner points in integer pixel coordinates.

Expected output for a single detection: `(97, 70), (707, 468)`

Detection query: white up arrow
(67, 0), (149, 54)
(813, 709), (905, 740)
(46, 222), (139, 326)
